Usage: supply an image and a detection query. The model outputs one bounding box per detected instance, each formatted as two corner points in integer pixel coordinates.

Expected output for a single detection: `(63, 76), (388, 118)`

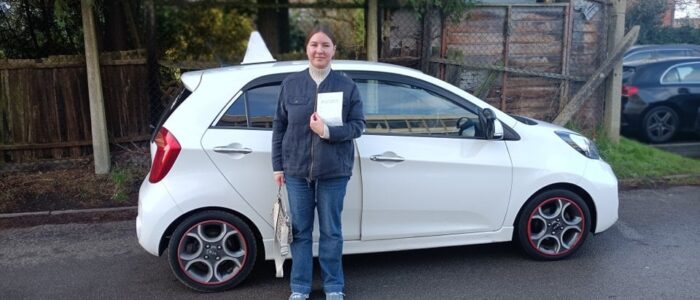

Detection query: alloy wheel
(177, 220), (248, 284)
(516, 189), (590, 260)
(168, 210), (257, 292)
(644, 106), (678, 143)
(527, 197), (585, 256)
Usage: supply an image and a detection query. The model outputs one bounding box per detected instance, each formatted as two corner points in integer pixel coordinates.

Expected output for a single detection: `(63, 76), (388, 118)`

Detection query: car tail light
(622, 85), (638, 97)
(149, 127), (181, 183)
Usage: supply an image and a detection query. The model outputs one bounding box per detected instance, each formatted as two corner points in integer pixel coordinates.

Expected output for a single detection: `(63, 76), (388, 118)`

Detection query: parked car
(136, 60), (619, 292)
(621, 57), (700, 143)
(624, 44), (700, 63)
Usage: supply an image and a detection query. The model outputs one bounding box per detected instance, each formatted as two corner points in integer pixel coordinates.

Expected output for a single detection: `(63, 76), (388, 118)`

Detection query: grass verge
(597, 136), (700, 180)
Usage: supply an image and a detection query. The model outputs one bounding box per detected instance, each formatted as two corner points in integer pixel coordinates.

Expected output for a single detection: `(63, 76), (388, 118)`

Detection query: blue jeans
(285, 175), (349, 294)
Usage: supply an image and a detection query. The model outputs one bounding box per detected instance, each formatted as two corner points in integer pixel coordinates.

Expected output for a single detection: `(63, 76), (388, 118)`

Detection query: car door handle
(213, 146), (253, 154)
(679, 88), (690, 94)
(370, 154), (405, 162)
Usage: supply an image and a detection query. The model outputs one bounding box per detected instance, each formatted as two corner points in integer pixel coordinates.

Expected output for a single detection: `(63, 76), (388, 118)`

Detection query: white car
(136, 60), (618, 292)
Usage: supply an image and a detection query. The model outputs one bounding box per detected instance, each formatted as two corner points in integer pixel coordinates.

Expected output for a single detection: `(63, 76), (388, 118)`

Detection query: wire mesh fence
(378, 1), (611, 126)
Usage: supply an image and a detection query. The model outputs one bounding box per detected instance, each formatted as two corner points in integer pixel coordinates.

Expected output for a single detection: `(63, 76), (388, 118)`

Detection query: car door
(661, 62), (700, 130)
(350, 73), (513, 240)
(200, 76), (362, 240)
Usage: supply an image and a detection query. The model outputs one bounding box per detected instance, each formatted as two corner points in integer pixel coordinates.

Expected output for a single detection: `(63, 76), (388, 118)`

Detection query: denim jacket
(271, 69), (365, 179)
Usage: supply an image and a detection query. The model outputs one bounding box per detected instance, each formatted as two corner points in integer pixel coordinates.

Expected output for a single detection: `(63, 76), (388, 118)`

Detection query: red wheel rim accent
(176, 220), (249, 285)
(526, 197), (586, 257)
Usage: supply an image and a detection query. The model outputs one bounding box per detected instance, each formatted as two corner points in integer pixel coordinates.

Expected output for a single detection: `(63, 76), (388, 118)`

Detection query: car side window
(217, 84), (280, 129)
(681, 64), (700, 82)
(354, 79), (480, 137)
(662, 68), (681, 83)
(662, 63), (700, 84)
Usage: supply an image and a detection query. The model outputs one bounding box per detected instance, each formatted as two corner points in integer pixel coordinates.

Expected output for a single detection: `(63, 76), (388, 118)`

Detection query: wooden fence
(0, 52), (150, 163)
(379, 2), (610, 128)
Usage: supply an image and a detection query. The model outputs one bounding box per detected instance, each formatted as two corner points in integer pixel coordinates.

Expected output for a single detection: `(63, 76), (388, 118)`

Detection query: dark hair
(305, 24), (336, 47)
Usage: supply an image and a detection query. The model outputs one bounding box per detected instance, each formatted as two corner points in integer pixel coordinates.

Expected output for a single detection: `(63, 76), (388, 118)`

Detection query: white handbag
(272, 186), (292, 277)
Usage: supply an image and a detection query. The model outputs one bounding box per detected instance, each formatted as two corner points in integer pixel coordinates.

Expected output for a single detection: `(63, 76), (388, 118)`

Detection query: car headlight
(555, 131), (600, 159)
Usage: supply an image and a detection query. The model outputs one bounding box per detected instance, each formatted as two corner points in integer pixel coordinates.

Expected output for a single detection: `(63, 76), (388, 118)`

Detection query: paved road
(1, 186), (699, 299)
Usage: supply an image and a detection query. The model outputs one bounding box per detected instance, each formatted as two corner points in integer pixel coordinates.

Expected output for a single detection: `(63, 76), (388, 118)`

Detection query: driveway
(1, 186), (699, 299)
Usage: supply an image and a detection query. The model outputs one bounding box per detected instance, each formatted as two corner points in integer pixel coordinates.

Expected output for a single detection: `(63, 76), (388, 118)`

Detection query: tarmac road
(1, 186), (699, 299)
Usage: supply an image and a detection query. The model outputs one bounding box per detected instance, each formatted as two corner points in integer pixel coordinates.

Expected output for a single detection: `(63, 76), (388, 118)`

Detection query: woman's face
(306, 32), (335, 69)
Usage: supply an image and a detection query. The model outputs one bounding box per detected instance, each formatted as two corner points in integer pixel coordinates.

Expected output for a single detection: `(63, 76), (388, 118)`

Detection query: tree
(101, 0), (142, 51)
(0, 0), (83, 58)
(626, 0), (700, 45)
(256, 0), (290, 55)
(0, 0), (145, 59)
(157, 5), (253, 64)
(288, 1), (366, 59)
(625, 0), (667, 44)
(407, 0), (477, 23)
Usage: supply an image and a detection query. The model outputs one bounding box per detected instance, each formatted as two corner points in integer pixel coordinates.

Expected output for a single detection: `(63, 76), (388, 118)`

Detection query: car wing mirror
(479, 108), (496, 139)
(493, 119), (504, 140)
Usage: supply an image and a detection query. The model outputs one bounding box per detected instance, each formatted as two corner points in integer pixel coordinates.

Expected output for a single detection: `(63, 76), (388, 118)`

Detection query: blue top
(272, 69), (365, 179)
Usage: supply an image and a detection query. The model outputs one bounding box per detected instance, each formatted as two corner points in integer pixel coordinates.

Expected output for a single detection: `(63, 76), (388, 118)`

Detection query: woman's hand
(273, 172), (285, 187)
(310, 112), (325, 136)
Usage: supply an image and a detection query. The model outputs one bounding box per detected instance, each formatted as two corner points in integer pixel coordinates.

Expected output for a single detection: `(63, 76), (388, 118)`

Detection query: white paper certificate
(316, 92), (344, 126)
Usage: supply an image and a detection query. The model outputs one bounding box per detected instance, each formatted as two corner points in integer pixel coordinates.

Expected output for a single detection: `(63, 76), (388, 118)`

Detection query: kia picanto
(136, 60), (619, 292)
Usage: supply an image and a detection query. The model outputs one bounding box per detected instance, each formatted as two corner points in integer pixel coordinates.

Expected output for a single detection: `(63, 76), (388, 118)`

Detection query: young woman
(271, 25), (365, 300)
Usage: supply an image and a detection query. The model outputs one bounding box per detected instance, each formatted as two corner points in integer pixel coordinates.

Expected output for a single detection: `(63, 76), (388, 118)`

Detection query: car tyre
(167, 210), (257, 292)
(516, 189), (591, 261)
(642, 106), (679, 143)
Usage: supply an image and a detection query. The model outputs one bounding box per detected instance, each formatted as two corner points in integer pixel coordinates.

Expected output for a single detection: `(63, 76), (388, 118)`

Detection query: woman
(271, 25), (365, 300)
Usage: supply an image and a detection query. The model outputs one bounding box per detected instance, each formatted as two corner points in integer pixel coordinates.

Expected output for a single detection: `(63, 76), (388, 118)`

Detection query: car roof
(626, 44), (700, 53)
(180, 60), (519, 128)
(195, 60), (420, 76)
(623, 56), (700, 68)
(181, 60), (435, 94)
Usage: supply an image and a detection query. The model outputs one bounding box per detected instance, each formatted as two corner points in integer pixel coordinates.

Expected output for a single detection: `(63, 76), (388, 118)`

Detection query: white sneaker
(326, 292), (345, 300)
(289, 292), (309, 300)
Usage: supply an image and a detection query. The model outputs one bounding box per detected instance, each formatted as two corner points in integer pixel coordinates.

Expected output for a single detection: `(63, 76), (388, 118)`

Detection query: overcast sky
(676, 2), (700, 18)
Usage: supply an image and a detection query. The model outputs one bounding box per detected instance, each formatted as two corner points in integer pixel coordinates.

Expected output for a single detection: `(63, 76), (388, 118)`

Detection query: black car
(621, 57), (700, 143)
(624, 44), (700, 63)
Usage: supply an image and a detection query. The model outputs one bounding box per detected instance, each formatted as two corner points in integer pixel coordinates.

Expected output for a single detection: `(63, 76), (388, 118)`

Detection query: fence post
(604, 0), (626, 143)
(367, 0), (378, 62)
(420, 2), (433, 73)
(501, 6), (512, 112)
(559, 3), (573, 113)
(81, 0), (111, 174)
(145, 0), (161, 128)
